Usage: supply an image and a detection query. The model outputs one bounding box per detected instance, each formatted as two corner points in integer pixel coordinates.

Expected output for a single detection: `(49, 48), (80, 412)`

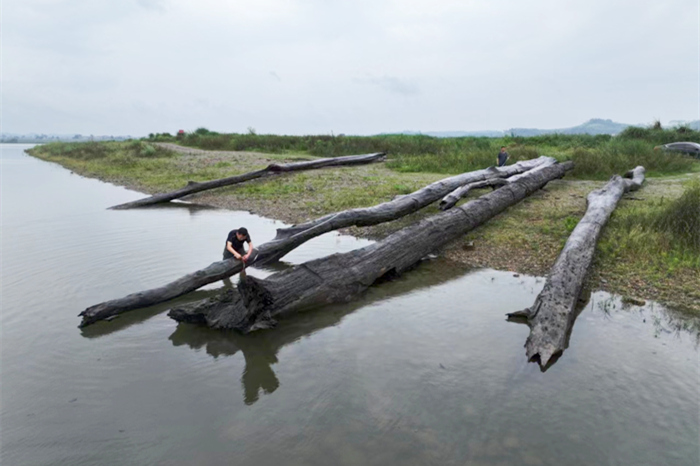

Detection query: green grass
(600, 181), (700, 270)
(26, 134), (700, 314)
(591, 180), (700, 314)
(27, 141), (204, 191)
(146, 126), (700, 180)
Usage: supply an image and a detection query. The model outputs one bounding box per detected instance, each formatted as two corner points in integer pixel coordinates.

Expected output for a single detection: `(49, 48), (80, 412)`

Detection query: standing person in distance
(497, 146), (510, 167)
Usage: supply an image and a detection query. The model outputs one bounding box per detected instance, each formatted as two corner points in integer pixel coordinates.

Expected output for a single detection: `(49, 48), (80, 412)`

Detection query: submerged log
(439, 157), (558, 210)
(507, 166), (646, 367)
(79, 157), (553, 327)
(169, 161), (574, 332)
(110, 152), (386, 209)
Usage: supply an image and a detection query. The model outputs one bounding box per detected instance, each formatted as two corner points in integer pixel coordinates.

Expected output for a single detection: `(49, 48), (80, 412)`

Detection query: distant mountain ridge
(397, 118), (700, 138)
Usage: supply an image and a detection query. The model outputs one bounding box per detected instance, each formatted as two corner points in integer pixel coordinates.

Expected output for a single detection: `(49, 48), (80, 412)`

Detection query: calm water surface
(2, 144), (698, 465)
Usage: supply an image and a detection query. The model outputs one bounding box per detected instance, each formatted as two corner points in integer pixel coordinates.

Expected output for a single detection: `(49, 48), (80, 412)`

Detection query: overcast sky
(3, 0), (699, 136)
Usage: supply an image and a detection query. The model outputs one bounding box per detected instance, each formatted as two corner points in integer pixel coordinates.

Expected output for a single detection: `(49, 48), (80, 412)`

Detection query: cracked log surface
(110, 152), (386, 209)
(169, 161), (574, 332)
(275, 156), (555, 240)
(79, 157), (553, 327)
(507, 166), (646, 367)
(439, 157), (558, 210)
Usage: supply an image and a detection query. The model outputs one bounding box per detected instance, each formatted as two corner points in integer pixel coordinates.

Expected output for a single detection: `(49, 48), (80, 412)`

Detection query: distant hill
(507, 118), (631, 137)
(395, 119), (637, 138)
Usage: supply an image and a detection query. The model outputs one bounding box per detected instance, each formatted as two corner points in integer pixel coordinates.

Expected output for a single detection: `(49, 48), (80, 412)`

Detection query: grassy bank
(148, 125), (700, 179)
(27, 128), (700, 314)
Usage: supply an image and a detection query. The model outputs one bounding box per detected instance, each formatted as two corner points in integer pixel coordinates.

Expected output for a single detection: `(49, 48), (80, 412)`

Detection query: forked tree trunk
(110, 152), (386, 209)
(507, 167), (646, 368)
(274, 157), (556, 240)
(79, 157), (554, 327)
(439, 157), (558, 210)
(169, 162), (574, 332)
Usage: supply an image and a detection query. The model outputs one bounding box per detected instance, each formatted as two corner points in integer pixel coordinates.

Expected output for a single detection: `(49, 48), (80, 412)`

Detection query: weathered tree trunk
(439, 157), (558, 210)
(507, 166), (646, 368)
(79, 157), (553, 327)
(275, 157), (557, 240)
(110, 152), (386, 209)
(169, 162), (574, 332)
(438, 179), (509, 210)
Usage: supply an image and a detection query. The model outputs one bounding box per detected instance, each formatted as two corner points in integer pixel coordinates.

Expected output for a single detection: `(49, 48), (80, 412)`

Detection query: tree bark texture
(79, 157), (554, 327)
(168, 161), (574, 332)
(275, 157), (556, 240)
(110, 152), (386, 209)
(439, 157), (558, 210)
(507, 166), (646, 368)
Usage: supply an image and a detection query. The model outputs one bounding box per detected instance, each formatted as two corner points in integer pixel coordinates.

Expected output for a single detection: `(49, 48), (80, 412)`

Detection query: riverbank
(26, 141), (700, 314)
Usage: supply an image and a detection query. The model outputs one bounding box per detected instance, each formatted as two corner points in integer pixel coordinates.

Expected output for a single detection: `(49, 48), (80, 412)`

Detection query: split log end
(526, 343), (562, 369)
(438, 200), (455, 211)
(506, 308), (531, 322)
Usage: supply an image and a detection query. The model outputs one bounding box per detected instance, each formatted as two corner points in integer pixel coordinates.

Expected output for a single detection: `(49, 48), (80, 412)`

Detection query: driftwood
(79, 157), (553, 327)
(439, 157), (558, 210)
(507, 166), (646, 368)
(110, 152), (386, 209)
(438, 179), (509, 210)
(168, 162), (574, 332)
(276, 157), (557, 240)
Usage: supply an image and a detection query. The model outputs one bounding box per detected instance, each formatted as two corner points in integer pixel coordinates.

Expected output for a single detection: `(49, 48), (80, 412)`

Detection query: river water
(2, 144), (698, 466)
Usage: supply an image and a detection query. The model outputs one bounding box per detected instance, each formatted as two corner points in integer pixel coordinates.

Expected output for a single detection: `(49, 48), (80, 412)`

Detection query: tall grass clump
(650, 181), (700, 252)
(618, 124), (700, 145)
(34, 141), (113, 160)
(601, 181), (700, 271)
(567, 138), (697, 179)
(27, 140), (176, 168)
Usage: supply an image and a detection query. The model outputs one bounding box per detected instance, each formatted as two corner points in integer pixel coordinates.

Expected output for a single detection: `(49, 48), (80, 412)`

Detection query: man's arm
(226, 241), (243, 260)
(243, 241), (254, 260)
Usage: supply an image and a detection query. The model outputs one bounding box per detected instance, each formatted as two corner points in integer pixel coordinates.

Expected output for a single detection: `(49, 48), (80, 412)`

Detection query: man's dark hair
(238, 227), (249, 236)
(501, 146), (506, 149)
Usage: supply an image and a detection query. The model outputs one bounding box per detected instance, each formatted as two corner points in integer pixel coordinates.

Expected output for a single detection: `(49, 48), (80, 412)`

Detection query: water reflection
(122, 201), (224, 213)
(80, 289), (223, 338)
(595, 294), (700, 343)
(169, 259), (470, 404)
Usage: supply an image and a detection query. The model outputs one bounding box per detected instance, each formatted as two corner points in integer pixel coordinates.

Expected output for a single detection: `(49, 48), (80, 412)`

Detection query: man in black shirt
(223, 227), (254, 263)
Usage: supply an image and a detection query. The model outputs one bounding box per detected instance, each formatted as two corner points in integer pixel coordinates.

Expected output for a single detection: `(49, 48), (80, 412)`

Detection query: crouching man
(223, 227), (254, 263)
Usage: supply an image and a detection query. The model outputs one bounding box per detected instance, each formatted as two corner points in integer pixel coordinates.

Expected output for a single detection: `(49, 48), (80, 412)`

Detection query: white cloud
(3, 0), (698, 135)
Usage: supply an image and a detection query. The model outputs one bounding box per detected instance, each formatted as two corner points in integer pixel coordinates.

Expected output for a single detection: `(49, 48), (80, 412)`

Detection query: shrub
(652, 181), (700, 252)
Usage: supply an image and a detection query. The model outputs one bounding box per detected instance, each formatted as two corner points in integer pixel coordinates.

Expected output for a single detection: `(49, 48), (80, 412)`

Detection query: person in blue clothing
(497, 146), (509, 167)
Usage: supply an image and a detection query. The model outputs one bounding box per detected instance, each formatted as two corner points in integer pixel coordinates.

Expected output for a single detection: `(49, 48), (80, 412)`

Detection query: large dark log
(79, 157), (553, 327)
(110, 152), (386, 209)
(168, 162), (574, 332)
(507, 166), (646, 368)
(168, 258), (465, 405)
(439, 157), (557, 210)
